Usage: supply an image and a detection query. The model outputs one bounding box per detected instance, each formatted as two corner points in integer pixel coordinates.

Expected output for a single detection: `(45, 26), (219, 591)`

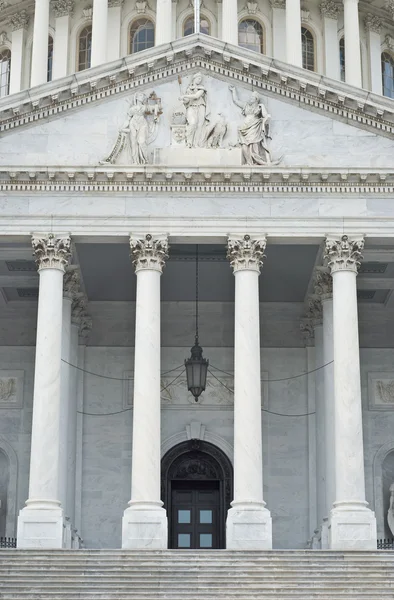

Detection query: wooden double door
(171, 480), (220, 549)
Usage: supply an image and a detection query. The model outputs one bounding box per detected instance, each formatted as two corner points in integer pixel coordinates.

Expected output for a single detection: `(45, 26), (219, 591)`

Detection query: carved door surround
(161, 440), (233, 549)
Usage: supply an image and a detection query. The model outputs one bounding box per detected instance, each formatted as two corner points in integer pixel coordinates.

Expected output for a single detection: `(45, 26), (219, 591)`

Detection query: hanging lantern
(184, 245), (209, 402)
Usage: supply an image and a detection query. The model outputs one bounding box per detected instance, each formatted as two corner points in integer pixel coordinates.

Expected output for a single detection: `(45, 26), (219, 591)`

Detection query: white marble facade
(1, 24), (394, 552)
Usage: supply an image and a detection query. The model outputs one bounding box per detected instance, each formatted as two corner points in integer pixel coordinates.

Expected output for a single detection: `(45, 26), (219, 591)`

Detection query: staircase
(0, 550), (394, 599)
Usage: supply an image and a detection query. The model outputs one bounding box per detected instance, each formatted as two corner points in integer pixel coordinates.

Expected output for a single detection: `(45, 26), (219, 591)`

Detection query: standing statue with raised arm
(229, 86), (272, 166)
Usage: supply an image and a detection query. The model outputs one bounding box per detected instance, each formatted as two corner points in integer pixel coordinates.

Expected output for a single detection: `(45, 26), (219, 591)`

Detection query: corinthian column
(226, 235), (272, 550)
(9, 11), (29, 94)
(313, 269), (334, 549)
(286, 0), (302, 67)
(343, 0), (362, 87)
(325, 235), (376, 549)
(17, 234), (71, 549)
(122, 234), (168, 549)
(31, 0), (50, 87)
(52, 0), (74, 80)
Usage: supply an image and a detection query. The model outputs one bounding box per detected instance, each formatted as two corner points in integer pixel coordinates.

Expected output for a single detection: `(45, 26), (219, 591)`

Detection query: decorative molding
(270, 0), (286, 8)
(301, 9), (310, 21)
(313, 269), (333, 300)
(320, 0), (340, 19)
(0, 370), (24, 409)
(385, 34), (394, 51)
(82, 5), (93, 17)
(300, 320), (315, 345)
(305, 297), (323, 326)
(365, 13), (382, 34)
(71, 294), (87, 324)
(63, 265), (80, 300)
(227, 235), (266, 273)
(31, 233), (71, 272)
(245, 0), (258, 14)
(386, 0), (394, 21)
(130, 234), (169, 273)
(0, 1), (10, 10)
(324, 234), (364, 274)
(0, 167), (394, 194)
(0, 31), (10, 45)
(135, 0), (147, 12)
(51, 0), (74, 18)
(0, 38), (393, 140)
(79, 312), (92, 341)
(368, 372), (394, 410)
(9, 10), (29, 31)
(109, 0), (124, 6)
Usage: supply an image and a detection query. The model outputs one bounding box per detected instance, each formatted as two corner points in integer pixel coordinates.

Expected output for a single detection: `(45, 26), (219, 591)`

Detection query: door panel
(171, 480), (220, 549)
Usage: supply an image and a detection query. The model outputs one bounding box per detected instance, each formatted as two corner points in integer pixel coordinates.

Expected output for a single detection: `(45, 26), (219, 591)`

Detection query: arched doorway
(161, 440), (233, 549)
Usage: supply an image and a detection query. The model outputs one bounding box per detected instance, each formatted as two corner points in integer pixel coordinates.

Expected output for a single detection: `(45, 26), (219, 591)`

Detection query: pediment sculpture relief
(101, 91), (162, 165)
(100, 74), (281, 167)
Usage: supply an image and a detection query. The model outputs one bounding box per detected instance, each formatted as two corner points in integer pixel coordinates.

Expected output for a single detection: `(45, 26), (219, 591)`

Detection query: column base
(122, 501), (168, 549)
(17, 503), (64, 549)
(329, 502), (377, 550)
(226, 502), (272, 550)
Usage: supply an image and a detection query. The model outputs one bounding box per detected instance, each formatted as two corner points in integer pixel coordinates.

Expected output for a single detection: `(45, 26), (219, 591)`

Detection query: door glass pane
(178, 510), (191, 524)
(178, 533), (191, 547)
(200, 533), (212, 548)
(200, 510), (212, 524)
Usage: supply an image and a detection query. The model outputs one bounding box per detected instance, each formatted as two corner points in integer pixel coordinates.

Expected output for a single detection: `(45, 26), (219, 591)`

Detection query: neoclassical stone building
(0, 0), (394, 553)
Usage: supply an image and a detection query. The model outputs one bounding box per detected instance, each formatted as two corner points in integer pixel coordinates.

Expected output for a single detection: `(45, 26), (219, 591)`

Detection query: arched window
(382, 52), (394, 99)
(0, 49), (11, 98)
(339, 37), (345, 82)
(129, 19), (155, 54)
(78, 25), (92, 72)
(47, 36), (54, 82)
(183, 15), (210, 36)
(238, 19), (264, 54)
(301, 26), (315, 71)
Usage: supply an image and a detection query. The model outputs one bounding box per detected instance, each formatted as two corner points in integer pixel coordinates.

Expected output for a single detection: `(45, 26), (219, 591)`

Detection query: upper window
(0, 49), (11, 98)
(130, 19), (155, 54)
(301, 27), (315, 71)
(382, 52), (394, 99)
(238, 19), (264, 54)
(339, 37), (345, 82)
(183, 16), (210, 36)
(78, 25), (92, 72)
(47, 36), (54, 82)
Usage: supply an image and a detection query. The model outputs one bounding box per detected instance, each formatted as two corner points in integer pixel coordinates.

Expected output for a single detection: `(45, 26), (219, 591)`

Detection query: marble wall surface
(1, 339), (394, 546)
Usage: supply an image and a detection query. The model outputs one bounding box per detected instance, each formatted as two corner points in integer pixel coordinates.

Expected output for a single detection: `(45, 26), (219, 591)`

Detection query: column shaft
(314, 324), (326, 531)
(322, 15), (340, 80)
(122, 235), (168, 549)
(272, 5), (286, 62)
(91, 0), (108, 68)
(321, 296), (334, 548)
(226, 236), (272, 550)
(67, 322), (79, 531)
(325, 236), (376, 550)
(9, 28), (27, 94)
(286, 0), (302, 67)
(31, 0), (50, 87)
(221, 0), (238, 46)
(53, 15), (71, 80)
(107, 3), (122, 62)
(343, 0), (362, 87)
(17, 235), (71, 549)
(156, 0), (172, 45)
(59, 296), (72, 517)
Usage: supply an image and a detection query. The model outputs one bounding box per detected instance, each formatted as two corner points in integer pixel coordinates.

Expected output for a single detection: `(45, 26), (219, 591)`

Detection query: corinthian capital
(51, 0), (74, 17)
(320, 0), (340, 19)
(130, 234), (169, 273)
(313, 268), (333, 299)
(324, 235), (364, 274)
(227, 235), (266, 273)
(10, 10), (30, 31)
(365, 13), (382, 34)
(32, 234), (71, 272)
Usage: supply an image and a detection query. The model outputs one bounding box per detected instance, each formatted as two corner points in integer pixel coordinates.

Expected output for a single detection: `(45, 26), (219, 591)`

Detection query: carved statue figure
(388, 483), (394, 536)
(101, 92), (162, 165)
(179, 72), (208, 148)
(229, 86), (272, 165)
(202, 113), (228, 148)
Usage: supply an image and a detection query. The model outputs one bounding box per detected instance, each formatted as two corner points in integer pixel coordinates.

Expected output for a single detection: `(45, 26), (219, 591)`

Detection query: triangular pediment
(0, 34), (394, 188)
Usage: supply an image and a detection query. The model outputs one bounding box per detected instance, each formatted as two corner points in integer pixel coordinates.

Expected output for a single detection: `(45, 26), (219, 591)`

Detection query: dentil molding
(0, 36), (393, 140)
